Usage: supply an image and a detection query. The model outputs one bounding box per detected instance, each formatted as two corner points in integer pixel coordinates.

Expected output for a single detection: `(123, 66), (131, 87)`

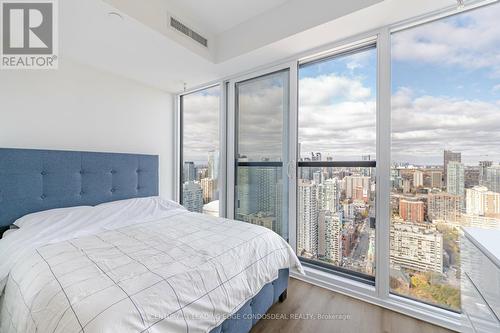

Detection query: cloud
(237, 78), (286, 161)
(392, 87), (500, 164)
(182, 87), (220, 163)
(183, 76), (500, 167)
(392, 4), (500, 76)
(184, 10), (500, 167)
(298, 73), (376, 160)
(299, 74), (372, 106)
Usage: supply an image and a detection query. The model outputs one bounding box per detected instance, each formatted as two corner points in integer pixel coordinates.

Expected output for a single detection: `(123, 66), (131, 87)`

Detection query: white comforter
(0, 197), (302, 333)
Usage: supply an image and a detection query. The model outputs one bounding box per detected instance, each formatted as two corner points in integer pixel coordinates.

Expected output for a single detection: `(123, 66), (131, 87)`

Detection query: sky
(391, 3), (500, 165)
(237, 71), (288, 161)
(298, 47), (376, 161)
(183, 3), (500, 166)
(182, 85), (220, 164)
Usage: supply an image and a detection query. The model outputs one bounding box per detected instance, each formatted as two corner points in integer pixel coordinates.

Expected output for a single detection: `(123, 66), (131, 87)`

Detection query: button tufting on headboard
(0, 148), (159, 227)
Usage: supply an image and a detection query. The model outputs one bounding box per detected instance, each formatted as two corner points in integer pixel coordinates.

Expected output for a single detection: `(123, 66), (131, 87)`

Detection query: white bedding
(0, 197), (302, 333)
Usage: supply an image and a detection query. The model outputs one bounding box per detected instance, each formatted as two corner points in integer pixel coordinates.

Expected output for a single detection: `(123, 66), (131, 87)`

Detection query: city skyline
(182, 142), (500, 311)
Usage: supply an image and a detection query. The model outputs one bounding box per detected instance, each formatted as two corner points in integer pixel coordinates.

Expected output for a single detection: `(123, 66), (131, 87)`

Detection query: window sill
(290, 266), (462, 332)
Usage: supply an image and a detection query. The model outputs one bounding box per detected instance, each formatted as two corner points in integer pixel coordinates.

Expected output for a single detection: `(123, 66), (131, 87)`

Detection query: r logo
(2, 1), (53, 54)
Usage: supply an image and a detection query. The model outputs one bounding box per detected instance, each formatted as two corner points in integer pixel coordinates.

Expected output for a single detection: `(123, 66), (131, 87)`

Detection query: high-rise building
(485, 165), (500, 194)
(464, 166), (480, 188)
(391, 168), (403, 190)
(354, 185), (368, 203)
(256, 167), (278, 214)
(313, 170), (323, 185)
(447, 161), (464, 198)
(443, 150), (461, 187)
(308, 152), (322, 180)
(318, 178), (341, 212)
(345, 176), (370, 200)
(428, 192), (461, 223)
(196, 167), (208, 182)
(466, 186), (500, 218)
(182, 181), (203, 213)
(236, 166), (280, 225)
(479, 161), (493, 186)
(298, 179), (318, 257)
(403, 179), (411, 194)
(413, 170), (424, 188)
(318, 211), (343, 264)
(390, 221), (443, 274)
(399, 199), (425, 223)
(201, 178), (215, 204)
(430, 171), (443, 189)
(236, 166), (254, 216)
(183, 161), (196, 183)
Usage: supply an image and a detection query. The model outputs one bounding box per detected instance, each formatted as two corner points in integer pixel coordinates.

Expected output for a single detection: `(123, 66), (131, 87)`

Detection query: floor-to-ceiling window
(297, 45), (377, 281)
(180, 85), (221, 216)
(390, 2), (500, 312)
(177, 2), (500, 325)
(233, 70), (289, 239)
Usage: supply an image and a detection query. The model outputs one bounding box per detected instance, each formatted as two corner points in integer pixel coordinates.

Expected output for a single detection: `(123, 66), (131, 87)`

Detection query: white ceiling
(61, 0), (457, 93)
(165, 0), (291, 35)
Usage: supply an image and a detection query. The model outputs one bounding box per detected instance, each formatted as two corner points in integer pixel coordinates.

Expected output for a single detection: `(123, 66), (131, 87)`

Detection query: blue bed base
(210, 269), (289, 333)
(0, 148), (289, 333)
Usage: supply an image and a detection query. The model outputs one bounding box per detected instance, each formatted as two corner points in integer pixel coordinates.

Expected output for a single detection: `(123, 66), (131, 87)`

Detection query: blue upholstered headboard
(0, 148), (159, 228)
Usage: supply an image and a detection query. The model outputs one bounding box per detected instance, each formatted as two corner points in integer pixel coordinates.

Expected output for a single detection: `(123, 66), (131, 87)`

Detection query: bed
(0, 148), (303, 333)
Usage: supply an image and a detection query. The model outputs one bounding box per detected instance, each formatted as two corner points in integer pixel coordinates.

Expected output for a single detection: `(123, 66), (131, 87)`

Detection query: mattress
(0, 197), (303, 333)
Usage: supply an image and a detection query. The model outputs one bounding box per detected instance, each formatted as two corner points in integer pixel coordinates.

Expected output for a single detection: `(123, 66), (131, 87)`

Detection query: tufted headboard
(0, 148), (159, 228)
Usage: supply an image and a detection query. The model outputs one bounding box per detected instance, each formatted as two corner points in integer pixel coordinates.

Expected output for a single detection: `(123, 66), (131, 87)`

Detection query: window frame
(296, 41), (378, 284)
(176, 83), (227, 217)
(174, 1), (500, 330)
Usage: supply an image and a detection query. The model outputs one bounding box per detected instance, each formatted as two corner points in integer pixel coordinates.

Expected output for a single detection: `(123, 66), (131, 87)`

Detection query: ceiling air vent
(170, 16), (208, 48)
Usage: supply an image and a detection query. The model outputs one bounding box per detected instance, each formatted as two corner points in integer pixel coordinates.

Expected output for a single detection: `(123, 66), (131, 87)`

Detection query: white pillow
(93, 196), (185, 227)
(14, 206), (93, 229)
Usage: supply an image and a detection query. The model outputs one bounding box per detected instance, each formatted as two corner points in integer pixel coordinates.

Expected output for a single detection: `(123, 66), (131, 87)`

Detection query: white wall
(0, 60), (175, 199)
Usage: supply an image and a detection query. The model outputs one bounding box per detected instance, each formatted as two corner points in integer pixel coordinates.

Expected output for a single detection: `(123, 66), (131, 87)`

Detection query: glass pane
(298, 48), (377, 161)
(181, 86), (220, 216)
(236, 71), (288, 162)
(297, 166), (376, 277)
(297, 47), (377, 279)
(391, 3), (500, 311)
(234, 70), (289, 239)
